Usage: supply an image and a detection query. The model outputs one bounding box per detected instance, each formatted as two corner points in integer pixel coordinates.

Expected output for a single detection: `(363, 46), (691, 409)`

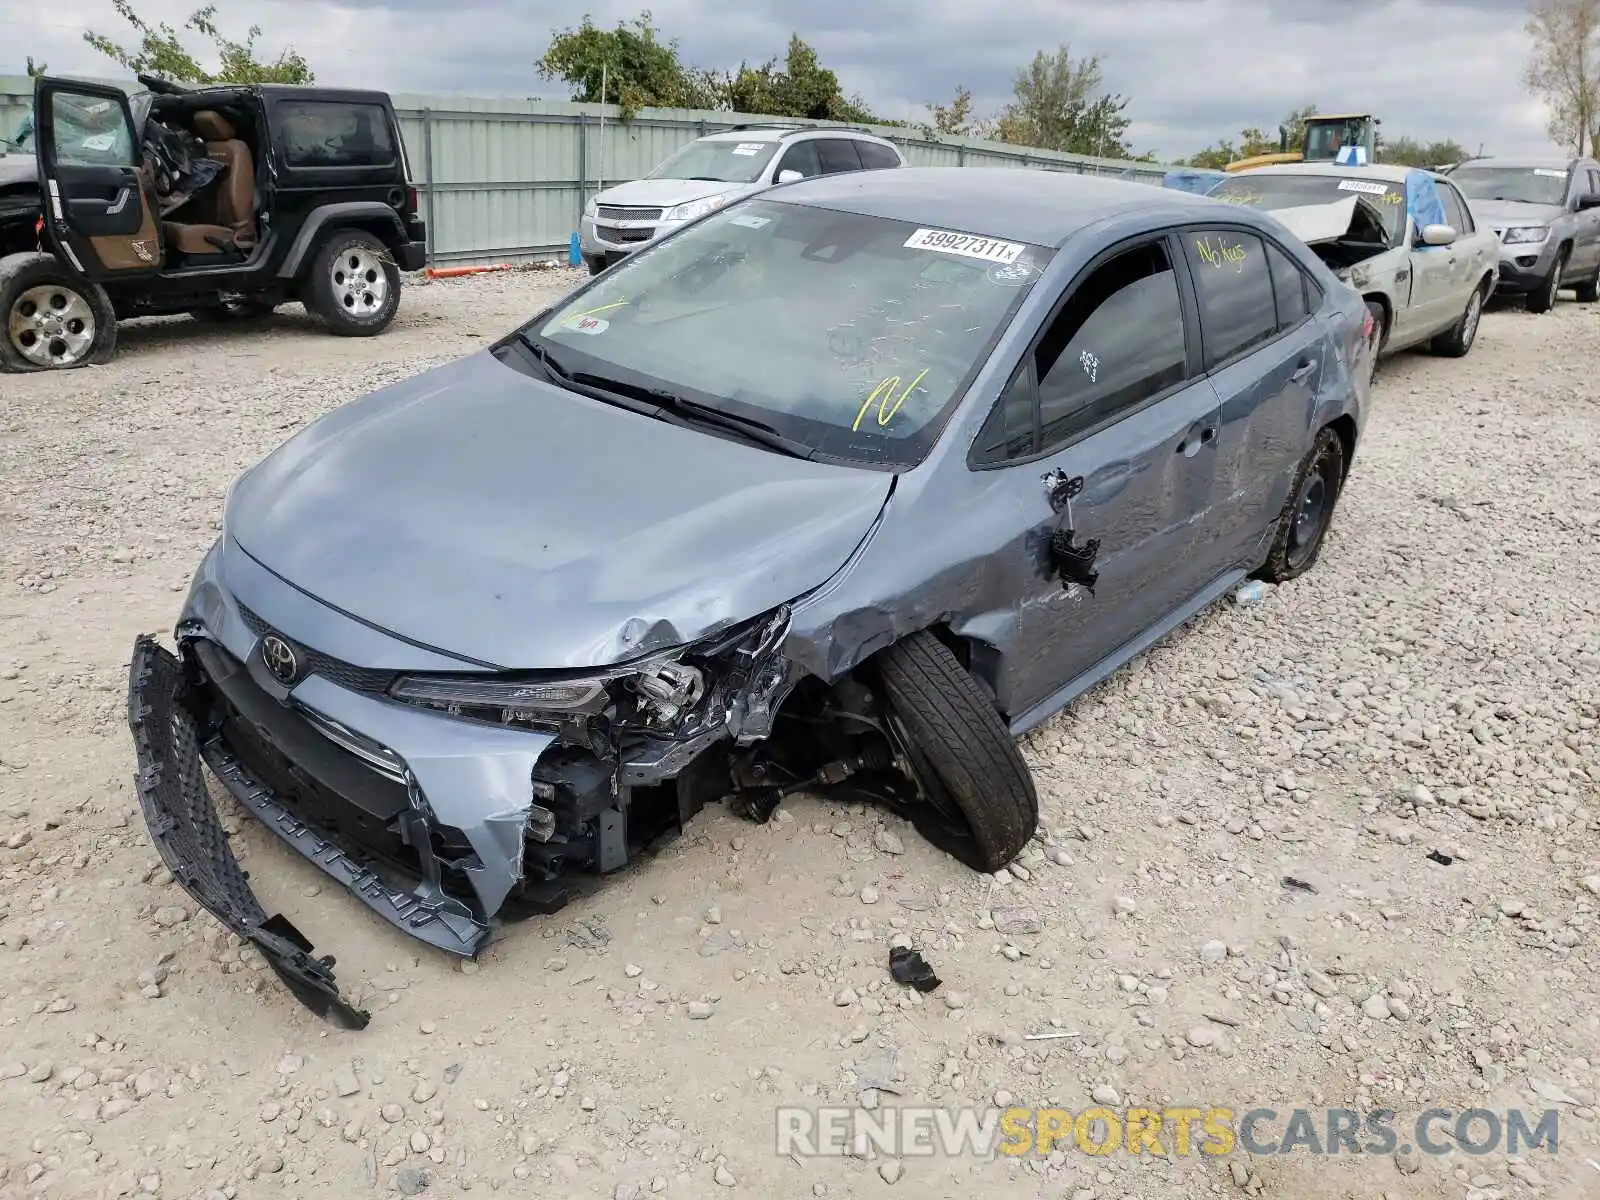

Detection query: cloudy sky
(2, 0), (1559, 161)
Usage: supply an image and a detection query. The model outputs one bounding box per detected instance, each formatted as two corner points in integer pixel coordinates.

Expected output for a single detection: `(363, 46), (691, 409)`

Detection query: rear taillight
(405, 185), (418, 214)
(1361, 308), (1375, 341)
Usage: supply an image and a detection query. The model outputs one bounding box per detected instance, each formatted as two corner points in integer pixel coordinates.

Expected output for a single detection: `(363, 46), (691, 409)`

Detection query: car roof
(1230, 162), (1421, 184)
(1451, 156), (1578, 170)
(764, 167), (1214, 248)
(699, 125), (892, 145)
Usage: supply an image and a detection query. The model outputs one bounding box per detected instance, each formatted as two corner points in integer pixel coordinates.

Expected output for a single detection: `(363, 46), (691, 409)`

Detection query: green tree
(1188, 105), (1314, 168)
(922, 85), (995, 138)
(1523, 0), (1600, 155)
(84, 0), (313, 84)
(708, 35), (877, 123)
(1379, 135), (1468, 167)
(536, 10), (715, 118)
(25, 56), (48, 78)
(989, 47), (1134, 157)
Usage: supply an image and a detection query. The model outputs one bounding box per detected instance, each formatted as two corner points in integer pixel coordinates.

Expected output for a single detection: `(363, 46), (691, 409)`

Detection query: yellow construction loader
(1224, 114), (1380, 172)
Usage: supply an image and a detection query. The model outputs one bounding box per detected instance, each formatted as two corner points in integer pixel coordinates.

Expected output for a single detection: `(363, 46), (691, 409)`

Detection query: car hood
(1268, 196), (1388, 247)
(225, 350), (892, 670)
(594, 178), (753, 208)
(0, 154), (37, 189)
(1466, 199), (1565, 228)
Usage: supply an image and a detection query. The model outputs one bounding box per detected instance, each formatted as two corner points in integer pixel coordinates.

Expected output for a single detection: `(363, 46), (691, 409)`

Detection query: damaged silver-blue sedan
(128, 168), (1375, 1027)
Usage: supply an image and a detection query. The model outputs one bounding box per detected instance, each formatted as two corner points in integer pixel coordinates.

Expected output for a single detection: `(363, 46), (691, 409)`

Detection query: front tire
(0, 252), (117, 373)
(1573, 269), (1600, 304)
(1430, 280), (1485, 358)
(305, 230), (401, 336)
(1525, 246), (1567, 314)
(585, 256), (607, 277)
(1256, 425), (1346, 583)
(875, 631), (1038, 873)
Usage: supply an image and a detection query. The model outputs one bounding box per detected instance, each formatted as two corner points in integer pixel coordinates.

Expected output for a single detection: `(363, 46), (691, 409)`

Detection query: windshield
(525, 198), (1050, 468)
(647, 138), (780, 183)
(1211, 173), (1407, 242)
(1449, 166), (1569, 206)
(1304, 120), (1368, 162)
(0, 107), (30, 154)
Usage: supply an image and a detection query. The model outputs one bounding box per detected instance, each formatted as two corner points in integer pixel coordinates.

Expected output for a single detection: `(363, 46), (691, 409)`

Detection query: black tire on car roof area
(305, 229), (402, 337)
(0, 252), (118, 373)
(875, 629), (1038, 873)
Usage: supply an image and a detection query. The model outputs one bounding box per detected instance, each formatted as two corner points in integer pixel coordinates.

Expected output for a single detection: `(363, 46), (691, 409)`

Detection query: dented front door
(34, 77), (162, 280)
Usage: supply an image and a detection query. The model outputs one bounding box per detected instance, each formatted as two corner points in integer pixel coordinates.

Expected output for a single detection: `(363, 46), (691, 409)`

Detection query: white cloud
(1, 0), (1563, 160)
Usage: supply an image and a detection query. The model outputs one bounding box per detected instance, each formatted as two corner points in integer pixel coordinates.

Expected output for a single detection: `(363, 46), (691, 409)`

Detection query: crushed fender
(127, 634), (370, 1030)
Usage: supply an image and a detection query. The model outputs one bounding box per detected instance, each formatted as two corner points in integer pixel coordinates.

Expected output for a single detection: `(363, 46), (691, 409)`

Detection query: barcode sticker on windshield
(732, 142), (764, 156)
(904, 228), (1026, 264)
(1336, 179), (1390, 196)
(1533, 168), (1567, 177)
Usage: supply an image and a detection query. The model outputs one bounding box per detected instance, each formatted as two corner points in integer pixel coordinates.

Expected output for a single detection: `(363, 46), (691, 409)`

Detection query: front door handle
(1176, 426), (1217, 457)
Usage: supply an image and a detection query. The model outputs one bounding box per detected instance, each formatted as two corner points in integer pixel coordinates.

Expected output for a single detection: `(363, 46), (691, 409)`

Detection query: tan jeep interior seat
(161, 109), (258, 256)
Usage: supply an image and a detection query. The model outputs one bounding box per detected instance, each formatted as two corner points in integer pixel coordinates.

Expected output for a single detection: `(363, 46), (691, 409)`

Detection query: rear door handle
(1291, 357), (1317, 383)
(1176, 426), (1217, 457)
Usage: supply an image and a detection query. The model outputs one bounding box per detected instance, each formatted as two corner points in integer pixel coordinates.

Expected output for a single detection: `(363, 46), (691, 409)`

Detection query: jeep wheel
(0, 252), (117, 373)
(1526, 246), (1567, 314)
(1257, 425), (1346, 583)
(875, 630), (1038, 873)
(306, 231), (401, 336)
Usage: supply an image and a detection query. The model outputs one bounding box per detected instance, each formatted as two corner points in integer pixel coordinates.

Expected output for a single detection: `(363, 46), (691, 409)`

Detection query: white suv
(579, 123), (904, 274)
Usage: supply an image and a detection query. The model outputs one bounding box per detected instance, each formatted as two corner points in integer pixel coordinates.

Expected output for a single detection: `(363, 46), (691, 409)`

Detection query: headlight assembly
(663, 194), (727, 223)
(1502, 226), (1548, 245)
(584, 197), (598, 218)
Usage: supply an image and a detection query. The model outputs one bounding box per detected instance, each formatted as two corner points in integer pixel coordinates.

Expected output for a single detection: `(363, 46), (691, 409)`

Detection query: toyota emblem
(259, 633), (300, 686)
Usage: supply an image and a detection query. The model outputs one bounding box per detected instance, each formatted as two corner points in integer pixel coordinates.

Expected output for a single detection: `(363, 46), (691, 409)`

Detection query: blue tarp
(1162, 168), (1227, 195)
(1405, 168), (1447, 240)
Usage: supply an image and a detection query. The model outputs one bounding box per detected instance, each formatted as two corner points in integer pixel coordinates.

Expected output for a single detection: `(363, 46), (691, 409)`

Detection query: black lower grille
(236, 602), (397, 695)
(597, 224), (652, 244)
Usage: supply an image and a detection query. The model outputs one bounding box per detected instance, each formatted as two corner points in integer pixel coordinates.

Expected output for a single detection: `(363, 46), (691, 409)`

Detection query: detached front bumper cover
(127, 634), (370, 1030)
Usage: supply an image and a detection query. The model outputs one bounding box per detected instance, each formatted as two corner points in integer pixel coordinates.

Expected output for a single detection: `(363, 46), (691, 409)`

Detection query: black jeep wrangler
(0, 74), (426, 372)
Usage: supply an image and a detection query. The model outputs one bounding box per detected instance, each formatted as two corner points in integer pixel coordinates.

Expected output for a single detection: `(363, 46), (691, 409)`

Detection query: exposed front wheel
(1430, 282), (1484, 358)
(1256, 425), (1346, 583)
(1526, 248), (1567, 314)
(875, 630), (1038, 873)
(0, 252), (118, 373)
(306, 231), (401, 336)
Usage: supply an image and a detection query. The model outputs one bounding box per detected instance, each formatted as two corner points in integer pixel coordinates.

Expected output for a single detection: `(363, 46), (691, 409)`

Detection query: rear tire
(1430, 280), (1485, 357)
(305, 230), (401, 337)
(875, 630), (1038, 873)
(0, 252), (117, 373)
(1256, 425), (1346, 583)
(1525, 246), (1567, 314)
(1574, 270), (1600, 304)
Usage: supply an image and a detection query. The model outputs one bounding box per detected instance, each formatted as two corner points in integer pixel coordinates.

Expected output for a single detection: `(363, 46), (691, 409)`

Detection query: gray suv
(1447, 156), (1600, 312)
(578, 122), (904, 274)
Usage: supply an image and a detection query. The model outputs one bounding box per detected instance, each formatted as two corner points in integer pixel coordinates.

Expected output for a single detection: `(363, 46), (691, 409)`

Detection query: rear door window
(1266, 241), (1310, 329)
(855, 141), (900, 170)
(1181, 229), (1278, 368)
(816, 139), (864, 174)
(279, 100), (395, 168)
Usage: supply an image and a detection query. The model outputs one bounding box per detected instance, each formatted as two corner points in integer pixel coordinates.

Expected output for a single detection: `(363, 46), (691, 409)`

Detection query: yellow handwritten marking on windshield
(1381, 192), (1403, 205)
(853, 368), (930, 433)
(564, 299), (629, 323)
(1224, 193), (1260, 205)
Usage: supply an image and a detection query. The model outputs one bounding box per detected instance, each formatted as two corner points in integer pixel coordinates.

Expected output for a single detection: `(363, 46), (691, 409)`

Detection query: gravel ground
(1, 270), (1597, 1200)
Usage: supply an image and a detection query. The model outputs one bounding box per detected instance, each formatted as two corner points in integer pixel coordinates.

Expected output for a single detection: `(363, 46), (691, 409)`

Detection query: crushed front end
(125, 541), (801, 1026)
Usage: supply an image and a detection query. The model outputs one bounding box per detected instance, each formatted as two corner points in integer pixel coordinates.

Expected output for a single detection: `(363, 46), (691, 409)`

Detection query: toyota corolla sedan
(129, 168), (1373, 1027)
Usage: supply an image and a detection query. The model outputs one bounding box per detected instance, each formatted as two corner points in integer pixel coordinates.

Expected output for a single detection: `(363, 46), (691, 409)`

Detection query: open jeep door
(33, 76), (162, 279)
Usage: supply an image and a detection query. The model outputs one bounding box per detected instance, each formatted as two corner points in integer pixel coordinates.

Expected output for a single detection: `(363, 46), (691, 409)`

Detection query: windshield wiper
(570, 372), (816, 460)
(515, 335), (665, 419)
(686, 175), (725, 181)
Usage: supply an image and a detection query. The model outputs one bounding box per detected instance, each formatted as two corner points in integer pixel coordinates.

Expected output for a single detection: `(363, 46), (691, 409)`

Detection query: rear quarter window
(278, 100), (395, 168)
(855, 141), (901, 170)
